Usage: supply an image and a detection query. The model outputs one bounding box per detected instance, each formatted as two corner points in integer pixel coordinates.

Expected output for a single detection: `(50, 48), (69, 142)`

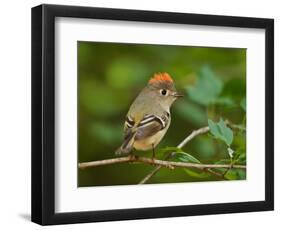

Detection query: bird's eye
(160, 89), (167, 96)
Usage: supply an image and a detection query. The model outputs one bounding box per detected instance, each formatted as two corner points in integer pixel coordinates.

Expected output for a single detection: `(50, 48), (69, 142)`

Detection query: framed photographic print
(31, 4), (274, 225)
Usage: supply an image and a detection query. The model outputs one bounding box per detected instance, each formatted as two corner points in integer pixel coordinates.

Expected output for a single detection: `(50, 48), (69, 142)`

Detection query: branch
(78, 126), (212, 182)
(78, 122), (246, 184)
(139, 121), (245, 184)
(78, 155), (246, 170)
(139, 126), (210, 184)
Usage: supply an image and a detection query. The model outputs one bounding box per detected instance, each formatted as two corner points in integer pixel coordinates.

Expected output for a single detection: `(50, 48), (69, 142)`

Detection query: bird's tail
(115, 132), (136, 155)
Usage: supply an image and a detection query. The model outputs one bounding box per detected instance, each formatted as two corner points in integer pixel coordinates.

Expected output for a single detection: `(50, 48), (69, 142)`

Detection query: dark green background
(78, 41), (246, 187)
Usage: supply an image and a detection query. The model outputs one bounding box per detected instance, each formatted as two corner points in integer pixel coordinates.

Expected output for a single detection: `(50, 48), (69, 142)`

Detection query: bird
(115, 72), (183, 158)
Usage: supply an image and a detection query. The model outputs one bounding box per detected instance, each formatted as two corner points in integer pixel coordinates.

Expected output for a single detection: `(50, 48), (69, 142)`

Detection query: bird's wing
(115, 116), (136, 155)
(123, 111), (169, 140)
(117, 112), (169, 154)
(135, 112), (170, 140)
(123, 115), (135, 138)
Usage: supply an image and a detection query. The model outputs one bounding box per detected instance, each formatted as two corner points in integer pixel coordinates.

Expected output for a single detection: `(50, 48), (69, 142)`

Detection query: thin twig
(139, 126), (210, 184)
(138, 165), (163, 184)
(177, 126), (210, 148)
(78, 155), (246, 170)
(226, 120), (246, 131)
(205, 168), (228, 180)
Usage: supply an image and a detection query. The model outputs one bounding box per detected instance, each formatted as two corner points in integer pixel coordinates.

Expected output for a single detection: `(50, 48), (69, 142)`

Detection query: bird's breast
(133, 124), (170, 151)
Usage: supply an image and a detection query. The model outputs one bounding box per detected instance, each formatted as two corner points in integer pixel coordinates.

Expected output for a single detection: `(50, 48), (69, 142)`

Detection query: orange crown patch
(148, 72), (174, 85)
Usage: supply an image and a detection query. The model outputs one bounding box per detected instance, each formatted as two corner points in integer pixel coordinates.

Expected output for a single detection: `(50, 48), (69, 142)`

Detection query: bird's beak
(173, 92), (184, 98)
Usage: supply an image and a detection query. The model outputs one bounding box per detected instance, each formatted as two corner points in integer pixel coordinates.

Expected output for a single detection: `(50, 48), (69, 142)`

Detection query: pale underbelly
(133, 128), (168, 151)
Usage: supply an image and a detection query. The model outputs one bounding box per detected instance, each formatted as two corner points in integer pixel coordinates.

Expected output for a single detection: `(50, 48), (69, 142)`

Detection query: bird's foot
(150, 156), (158, 166)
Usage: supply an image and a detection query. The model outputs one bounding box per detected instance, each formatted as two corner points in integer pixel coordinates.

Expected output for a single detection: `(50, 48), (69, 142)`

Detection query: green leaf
(240, 97), (246, 112)
(224, 169), (246, 180)
(208, 118), (233, 146)
(187, 65), (223, 106)
(159, 147), (182, 154)
(173, 152), (211, 179)
(183, 168), (210, 178)
(224, 169), (238, 180)
(235, 153), (246, 164)
(236, 169), (246, 179)
(208, 119), (221, 138)
(173, 152), (201, 164)
(218, 119), (233, 146)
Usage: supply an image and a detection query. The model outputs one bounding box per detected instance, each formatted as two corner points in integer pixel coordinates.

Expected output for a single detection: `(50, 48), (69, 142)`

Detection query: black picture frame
(31, 4), (274, 225)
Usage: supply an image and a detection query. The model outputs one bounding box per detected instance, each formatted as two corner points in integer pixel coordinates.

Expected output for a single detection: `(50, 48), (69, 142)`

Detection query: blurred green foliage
(208, 118), (233, 147)
(187, 66), (223, 106)
(78, 41), (246, 186)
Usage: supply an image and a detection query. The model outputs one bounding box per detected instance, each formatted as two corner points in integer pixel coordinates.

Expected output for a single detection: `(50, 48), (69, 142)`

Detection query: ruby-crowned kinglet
(116, 73), (183, 158)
